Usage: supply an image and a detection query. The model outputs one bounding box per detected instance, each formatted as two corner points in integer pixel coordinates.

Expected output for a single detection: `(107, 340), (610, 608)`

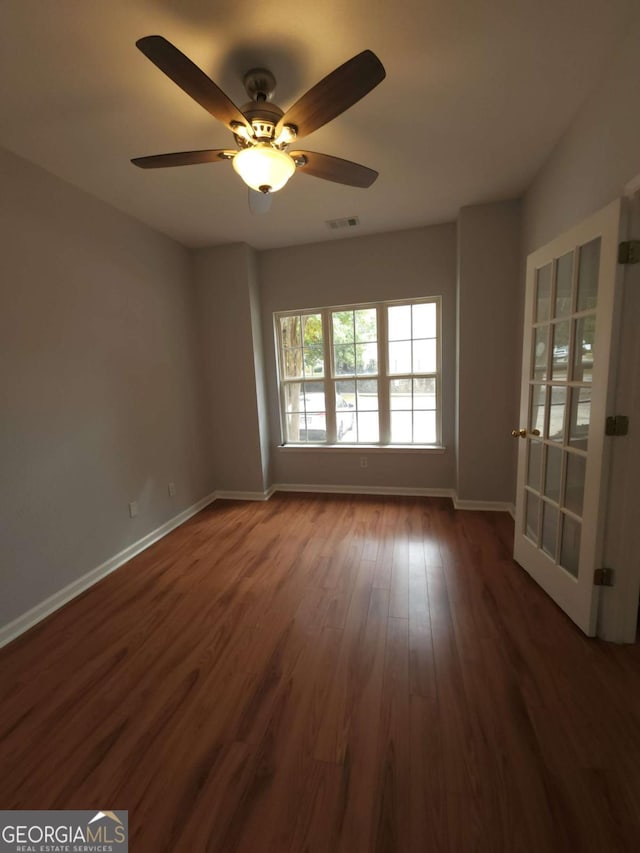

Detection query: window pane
(302, 313), (322, 346)
(286, 412), (304, 442)
(414, 411), (437, 444)
(303, 346), (324, 377)
(554, 252), (573, 318)
(388, 305), (411, 340)
(357, 411), (379, 442)
(390, 379), (411, 410)
(357, 379), (378, 410)
(390, 411), (412, 443)
(280, 315), (301, 347)
(577, 238), (600, 312)
(535, 264), (552, 323)
(334, 344), (355, 375)
(355, 308), (377, 342)
(283, 382), (303, 413)
(413, 338), (436, 373)
(336, 380), (355, 404)
(337, 409), (355, 442)
(388, 340), (411, 374)
(412, 302), (437, 338)
(332, 311), (354, 345)
(283, 347), (303, 379)
(356, 342), (378, 375)
(413, 377), (436, 409)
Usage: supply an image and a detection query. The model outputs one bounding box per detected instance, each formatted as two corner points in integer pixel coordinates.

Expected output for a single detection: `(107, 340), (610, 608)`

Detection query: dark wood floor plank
(2, 493), (640, 852)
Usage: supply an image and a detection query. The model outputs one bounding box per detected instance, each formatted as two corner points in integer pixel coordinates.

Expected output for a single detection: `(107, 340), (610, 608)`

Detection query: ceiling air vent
(326, 216), (360, 230)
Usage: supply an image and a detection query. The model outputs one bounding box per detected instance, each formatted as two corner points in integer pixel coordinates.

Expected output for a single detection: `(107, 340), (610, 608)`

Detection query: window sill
(277, 444), (446, 454)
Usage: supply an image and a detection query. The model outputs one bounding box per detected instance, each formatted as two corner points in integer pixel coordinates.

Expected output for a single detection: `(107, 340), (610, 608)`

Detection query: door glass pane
(569, 387), (591, 451)
(548, 386), (567, 443)
(535, 264), (552, 323)
(529, 384), (547, 435)
(527, 440), (542, 492)
(533, 326), (549, 380)
(577, 238), (600, 312)
(554, 252), (574, 318)
(525, 491), (539, 544)
(541, 502), (559, 559)
(574, 317), (595, 383)
(544, 445), (563, 502)
(560, 514), (581, 578)
(564, 452), (586, 517)
(551, 321), (570, 380)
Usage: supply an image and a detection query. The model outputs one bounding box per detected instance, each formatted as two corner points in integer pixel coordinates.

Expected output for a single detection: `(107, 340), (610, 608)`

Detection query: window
(276, 298), (441, 446)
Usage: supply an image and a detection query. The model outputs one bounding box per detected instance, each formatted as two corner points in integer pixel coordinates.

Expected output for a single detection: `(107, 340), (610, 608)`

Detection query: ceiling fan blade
(131, 149), (235, 169)
(248, 188), (273, 215)
(136, 36), (251, 132)
(290, 151), (378, 188)
(275, 50), (385, 140)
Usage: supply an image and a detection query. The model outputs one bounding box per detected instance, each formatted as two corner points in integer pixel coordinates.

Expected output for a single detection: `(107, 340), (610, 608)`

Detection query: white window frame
(275, 297), (442, 448)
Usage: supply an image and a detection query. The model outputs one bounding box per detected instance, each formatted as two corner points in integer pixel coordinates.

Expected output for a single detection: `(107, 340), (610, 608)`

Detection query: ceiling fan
(131, 36), (385, 212)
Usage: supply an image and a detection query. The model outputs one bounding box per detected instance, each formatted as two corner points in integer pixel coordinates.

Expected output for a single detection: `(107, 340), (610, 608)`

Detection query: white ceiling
(0, 0), (635, 249)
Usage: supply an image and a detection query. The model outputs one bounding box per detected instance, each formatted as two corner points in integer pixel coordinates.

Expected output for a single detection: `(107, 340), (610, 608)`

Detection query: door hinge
(618, 240), (640, 264)
(605, 415), (629, 436)
(594, 567), (615, 587)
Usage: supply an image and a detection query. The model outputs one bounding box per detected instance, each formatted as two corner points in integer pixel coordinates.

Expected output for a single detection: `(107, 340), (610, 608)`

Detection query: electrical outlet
(168, 482), (176, 497)
(360, 456), (368, 468)
(128, 501), (138, 518)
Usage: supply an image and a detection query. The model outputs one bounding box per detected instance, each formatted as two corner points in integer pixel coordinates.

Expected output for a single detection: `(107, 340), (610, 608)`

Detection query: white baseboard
(0, 491), (216, 650)
(215, 487), (274, 501)
(453, 497), (515, 514)
(273, 483), (455, 498)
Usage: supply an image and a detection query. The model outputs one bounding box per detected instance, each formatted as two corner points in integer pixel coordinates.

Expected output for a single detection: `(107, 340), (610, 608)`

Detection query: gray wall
(258, 225), (457, 490)
(193, 243), (267, 494)
(0, 147), (213, 627)
(457, 201), (522, 502)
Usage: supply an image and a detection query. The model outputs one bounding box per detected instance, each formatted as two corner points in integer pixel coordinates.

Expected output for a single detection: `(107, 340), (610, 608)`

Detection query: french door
(513, 199), (624, 635)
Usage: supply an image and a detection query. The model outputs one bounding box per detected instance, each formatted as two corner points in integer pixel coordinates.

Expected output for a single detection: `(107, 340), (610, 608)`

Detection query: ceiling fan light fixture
(232, 145), (296, 193)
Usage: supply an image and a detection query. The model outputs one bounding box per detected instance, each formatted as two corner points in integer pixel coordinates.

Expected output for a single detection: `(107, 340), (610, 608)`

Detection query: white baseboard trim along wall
(0, 485), (515, 648)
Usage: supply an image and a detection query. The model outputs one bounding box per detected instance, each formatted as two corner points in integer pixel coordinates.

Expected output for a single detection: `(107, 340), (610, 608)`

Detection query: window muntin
(276, 298), (441, 446)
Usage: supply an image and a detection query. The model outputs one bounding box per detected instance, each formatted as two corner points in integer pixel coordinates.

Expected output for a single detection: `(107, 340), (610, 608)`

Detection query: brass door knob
(511, 428), (541, 438)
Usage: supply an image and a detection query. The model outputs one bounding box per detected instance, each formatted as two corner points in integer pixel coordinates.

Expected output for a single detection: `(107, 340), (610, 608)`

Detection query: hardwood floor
(1, 493), (640, 852)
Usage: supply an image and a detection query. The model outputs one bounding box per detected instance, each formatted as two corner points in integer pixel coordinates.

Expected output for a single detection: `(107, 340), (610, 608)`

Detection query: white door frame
(598, 184), (640, 642)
